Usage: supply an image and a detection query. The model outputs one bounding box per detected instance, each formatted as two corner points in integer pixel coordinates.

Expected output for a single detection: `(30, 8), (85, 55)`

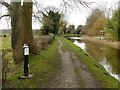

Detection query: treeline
(39, 9), (83, 35)
(40, 7), (120, 41)
(82, 8), (119, 41)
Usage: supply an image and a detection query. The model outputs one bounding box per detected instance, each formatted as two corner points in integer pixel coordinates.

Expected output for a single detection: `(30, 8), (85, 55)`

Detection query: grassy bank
(3, 38), (61, 88)
(59, 36), (119, 88)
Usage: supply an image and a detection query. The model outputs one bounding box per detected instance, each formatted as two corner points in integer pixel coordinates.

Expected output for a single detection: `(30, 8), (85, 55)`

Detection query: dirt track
(49, 39), (98, 88)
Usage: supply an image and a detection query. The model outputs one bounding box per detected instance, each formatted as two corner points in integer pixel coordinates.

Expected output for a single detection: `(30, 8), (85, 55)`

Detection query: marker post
(23, 44), (29, 77)
(19, 44), (34, 79)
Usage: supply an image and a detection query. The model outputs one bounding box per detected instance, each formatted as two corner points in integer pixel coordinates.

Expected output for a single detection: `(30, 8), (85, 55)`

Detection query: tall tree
(1, 0), (37, 64)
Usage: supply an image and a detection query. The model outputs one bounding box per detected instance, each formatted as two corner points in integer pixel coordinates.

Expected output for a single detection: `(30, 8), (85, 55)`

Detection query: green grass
(3, 38), (61, 88)
(2, 35), (119, 88)
(1, 36), (15, 82)
(59, 36), (119, 88)
(1, 36), (12, 50)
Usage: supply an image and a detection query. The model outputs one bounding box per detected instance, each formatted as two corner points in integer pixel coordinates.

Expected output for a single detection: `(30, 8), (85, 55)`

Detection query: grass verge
(3, 38), (61, 88)
(59, 36), (119, 88)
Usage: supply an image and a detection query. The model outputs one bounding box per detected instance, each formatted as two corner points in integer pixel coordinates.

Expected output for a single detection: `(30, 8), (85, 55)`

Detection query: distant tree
(105, 9), (120, 40)
(59, 19), (67, 34)
(91, 17), (106, 36)
(76, 25), (83, 34)
(66, 24), (75, 34)
(42, 9), (61, 35)
(85, 8), (105, 36)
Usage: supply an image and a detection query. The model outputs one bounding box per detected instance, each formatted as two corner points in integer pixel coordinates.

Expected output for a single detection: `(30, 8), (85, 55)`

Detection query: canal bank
(60, 36), (119, 88)
(82, 36), (119, 49)
(67, 36), (119, 82)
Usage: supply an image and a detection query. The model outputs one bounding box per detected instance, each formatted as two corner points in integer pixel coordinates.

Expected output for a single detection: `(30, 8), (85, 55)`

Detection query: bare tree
(62, 0), (91, 8)
(0, 0), (37, 64)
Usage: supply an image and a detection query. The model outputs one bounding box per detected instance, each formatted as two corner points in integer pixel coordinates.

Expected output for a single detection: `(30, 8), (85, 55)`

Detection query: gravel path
(49, 38), (98, 88)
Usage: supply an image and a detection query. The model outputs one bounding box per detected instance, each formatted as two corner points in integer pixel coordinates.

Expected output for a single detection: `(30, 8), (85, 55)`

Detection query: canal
(67, 37), (119, 82)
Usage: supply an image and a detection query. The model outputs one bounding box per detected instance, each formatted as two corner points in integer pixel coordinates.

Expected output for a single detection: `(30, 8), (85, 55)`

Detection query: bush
(34, 34), (55, 50)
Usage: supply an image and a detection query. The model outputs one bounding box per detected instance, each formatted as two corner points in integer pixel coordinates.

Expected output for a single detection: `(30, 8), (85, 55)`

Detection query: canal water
(67, 37), (119, 82)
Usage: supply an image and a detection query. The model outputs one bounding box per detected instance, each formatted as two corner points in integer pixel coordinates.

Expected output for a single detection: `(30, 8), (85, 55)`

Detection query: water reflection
(100, 57), (119, 81)
(70, 37), (119, 81)
(74, 40), (86, 51)
(85, 41), (103, 61)
(69, 37), (82, 40)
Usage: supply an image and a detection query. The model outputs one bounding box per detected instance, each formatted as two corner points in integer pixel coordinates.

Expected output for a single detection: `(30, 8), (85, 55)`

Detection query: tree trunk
(9, 0), (37, 64)
(10, 1), (24, 64)
(22, 1), (37, 54)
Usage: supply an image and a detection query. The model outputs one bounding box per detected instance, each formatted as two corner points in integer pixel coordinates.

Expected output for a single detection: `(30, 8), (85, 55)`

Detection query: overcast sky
(0, 0), (119, 29)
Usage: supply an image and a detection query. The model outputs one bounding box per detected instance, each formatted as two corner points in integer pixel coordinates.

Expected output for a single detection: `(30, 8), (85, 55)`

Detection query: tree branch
(0, 1), (14, 16)
(0, 14), (10, 20)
